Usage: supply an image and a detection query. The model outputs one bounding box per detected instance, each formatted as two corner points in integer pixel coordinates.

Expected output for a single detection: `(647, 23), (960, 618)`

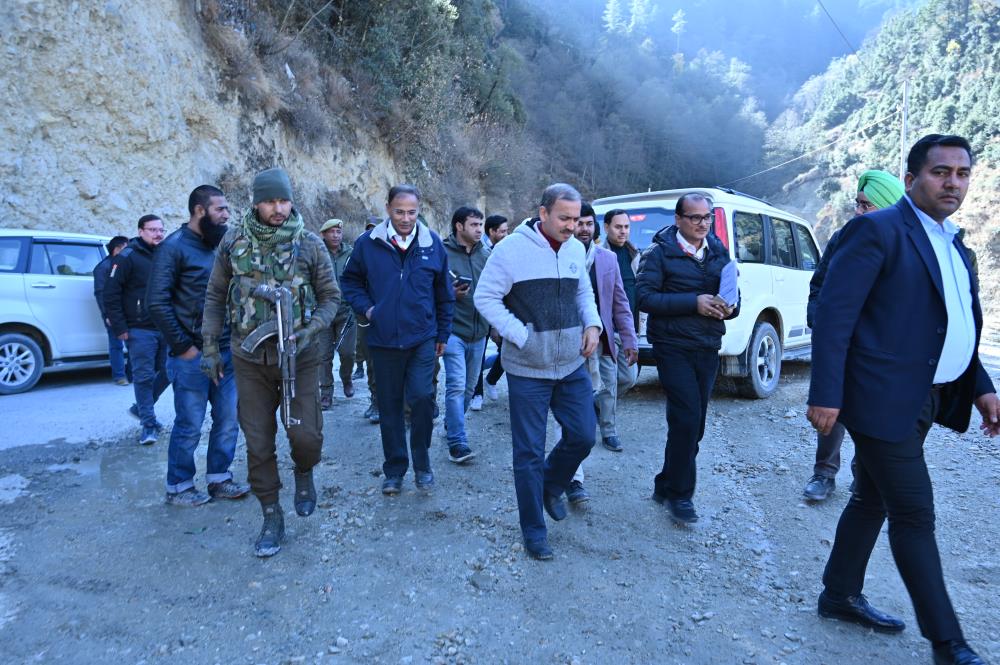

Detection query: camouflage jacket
(326, 242), (353, 316)
(202, 210), (340, 365)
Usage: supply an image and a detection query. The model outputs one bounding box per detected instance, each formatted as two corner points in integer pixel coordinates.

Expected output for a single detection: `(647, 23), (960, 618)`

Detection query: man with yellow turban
(802, 169), (905, 502)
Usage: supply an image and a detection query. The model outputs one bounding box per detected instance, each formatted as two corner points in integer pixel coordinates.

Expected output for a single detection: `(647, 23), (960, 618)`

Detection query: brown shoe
(343, 380), (354, 398)
(320, 386), (333, 410)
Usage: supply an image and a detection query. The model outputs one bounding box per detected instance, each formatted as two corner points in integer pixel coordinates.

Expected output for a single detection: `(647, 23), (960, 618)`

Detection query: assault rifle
(240, 284), (301, 428)
(332, 311), (356, 355)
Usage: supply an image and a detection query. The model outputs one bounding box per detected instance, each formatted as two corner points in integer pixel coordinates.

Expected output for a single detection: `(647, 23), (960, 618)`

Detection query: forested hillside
(762, 0), (999, 323)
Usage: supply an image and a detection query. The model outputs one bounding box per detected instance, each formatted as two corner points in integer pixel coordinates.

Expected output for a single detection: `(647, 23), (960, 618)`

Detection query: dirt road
(1, 361), (998, 664)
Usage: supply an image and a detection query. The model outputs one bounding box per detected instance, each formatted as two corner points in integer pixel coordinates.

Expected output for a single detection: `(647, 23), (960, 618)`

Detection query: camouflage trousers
(232, 347), (323, 505)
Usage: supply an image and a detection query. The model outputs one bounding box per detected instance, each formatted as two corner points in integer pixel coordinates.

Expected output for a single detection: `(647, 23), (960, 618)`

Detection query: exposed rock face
(0, 0), (399, 237)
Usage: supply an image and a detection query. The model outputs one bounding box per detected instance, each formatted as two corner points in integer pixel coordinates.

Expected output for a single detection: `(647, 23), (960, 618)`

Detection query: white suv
(592, 187), (821, 398)
(0, 229), (112, 394)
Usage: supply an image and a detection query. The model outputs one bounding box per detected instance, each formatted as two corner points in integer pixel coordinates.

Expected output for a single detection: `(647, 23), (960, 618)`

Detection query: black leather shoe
(803, 474), (835, 501)
(932, 640), (985, 665)
(542, 491), (568, 521)
(566, 480), (590, 505)
(666, 498), (699, 524)
(293, 468), (316, 517)
(415, 470), (434, 491)
(525, 539), (554, 560)
(381, 476), (403, 495)
(651, 490), (668, 505)
(817, 591), (905, 633)
(602, 435), (623, 452)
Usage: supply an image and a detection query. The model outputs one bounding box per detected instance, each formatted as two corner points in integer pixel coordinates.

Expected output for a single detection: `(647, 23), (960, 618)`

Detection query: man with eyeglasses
(801, 169), (904, 503)
(636, 192), (739, 526)
(104, 214), (170, 446)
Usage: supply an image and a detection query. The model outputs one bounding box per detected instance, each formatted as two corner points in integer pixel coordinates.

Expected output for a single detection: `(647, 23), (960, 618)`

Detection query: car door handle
(30, 282), (56, 289)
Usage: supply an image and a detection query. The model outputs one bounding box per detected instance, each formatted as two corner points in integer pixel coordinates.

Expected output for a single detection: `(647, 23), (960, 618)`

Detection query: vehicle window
(0, 238), (23, 272)
(43, 243), (104, 276)
(28, 243), (52, 275)
(617, 207), (673, 251)
(732, 212), (764, 263)
(792, 223), (820, 271)
(769, 218), (797, 268)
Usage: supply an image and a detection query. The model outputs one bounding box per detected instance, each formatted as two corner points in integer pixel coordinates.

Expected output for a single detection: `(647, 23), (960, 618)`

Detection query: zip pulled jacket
(103, 236), (157, 336)
(147, 223), (231, 356)
(442, 234), (490, 342)
(93, 254), (114, 321)
(474, 219), (602, 380)
(636, 225), (740, 351)
(340, 219), (455, 350)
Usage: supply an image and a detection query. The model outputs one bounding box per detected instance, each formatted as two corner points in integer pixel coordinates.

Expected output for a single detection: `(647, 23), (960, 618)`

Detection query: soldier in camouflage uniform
(316, 218), (356, 409)
(201, 167), (340, 557)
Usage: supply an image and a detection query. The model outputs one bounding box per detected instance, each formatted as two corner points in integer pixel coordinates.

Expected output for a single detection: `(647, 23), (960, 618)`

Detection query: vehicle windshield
(614, 207), (674, 251)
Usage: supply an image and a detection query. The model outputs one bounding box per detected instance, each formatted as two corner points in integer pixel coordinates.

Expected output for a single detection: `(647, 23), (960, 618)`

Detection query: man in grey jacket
(475, 183), (602, 561)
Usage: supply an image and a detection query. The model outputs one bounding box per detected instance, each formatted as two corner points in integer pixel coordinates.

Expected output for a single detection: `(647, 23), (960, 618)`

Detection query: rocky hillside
(0, 0), (399, 240)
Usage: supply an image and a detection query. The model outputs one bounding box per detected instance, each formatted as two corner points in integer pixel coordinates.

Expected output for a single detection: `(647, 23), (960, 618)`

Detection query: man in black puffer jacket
(104, 214), (169, 445)
(637, 192), (740, 525)
(147, 185), (249, 507)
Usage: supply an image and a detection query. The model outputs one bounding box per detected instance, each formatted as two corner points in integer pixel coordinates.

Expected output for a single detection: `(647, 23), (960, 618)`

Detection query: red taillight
(713, 208), (729, 249)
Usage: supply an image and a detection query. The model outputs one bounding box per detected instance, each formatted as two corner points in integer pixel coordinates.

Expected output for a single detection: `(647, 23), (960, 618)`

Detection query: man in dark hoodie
(637, 192), (739, 526)
(147, 185), (250, 508)
(104, 214), (169, 445)
(442, 206), (491, 464)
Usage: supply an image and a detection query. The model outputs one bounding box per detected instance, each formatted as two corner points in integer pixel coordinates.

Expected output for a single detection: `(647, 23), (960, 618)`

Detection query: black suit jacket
(808, 198), (994, 442)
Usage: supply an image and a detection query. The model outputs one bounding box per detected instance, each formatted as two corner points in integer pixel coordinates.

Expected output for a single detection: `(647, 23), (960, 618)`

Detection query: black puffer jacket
(636, 225), (739, 351)
(147, 224), (231, 356)
(103, 237), (157, 335)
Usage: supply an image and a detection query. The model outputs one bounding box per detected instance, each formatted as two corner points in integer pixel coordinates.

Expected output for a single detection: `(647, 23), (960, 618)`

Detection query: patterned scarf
(244, 207), (304, 249)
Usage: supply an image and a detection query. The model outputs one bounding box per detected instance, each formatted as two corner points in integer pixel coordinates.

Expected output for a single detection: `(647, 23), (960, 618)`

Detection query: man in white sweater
(474, 183), (602, 560)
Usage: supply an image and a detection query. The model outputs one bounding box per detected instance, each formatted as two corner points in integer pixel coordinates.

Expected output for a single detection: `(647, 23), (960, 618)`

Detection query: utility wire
(719, 109), (901, 187)
(816, 0), (859, 55)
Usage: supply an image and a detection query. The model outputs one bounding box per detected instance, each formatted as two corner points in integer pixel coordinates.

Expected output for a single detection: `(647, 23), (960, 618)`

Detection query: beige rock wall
(0, 0), (400, 239)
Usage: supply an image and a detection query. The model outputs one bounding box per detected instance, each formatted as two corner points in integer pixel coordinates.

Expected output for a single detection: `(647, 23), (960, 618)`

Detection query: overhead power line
(719, 109), (901, 187)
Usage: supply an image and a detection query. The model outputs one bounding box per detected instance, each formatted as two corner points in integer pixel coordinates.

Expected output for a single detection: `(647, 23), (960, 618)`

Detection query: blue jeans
(126, 328), (169, 428)
(370, 339), (437, 478)
(105, 324), (126, 380)
(507, 364), (596, 543)
(165, 349), (239, 493)
(443, 334), (487, 446)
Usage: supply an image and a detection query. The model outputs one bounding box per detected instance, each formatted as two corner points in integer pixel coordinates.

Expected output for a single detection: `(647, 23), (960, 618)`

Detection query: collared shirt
(390, 226), (416, 252)
(676, 232), (707, 261)
(536, 221), (562, 252)
(905, 195), (975, 383)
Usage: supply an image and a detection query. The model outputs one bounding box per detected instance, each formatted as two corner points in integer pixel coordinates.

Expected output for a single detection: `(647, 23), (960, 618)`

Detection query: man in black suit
(807, 134), (999, 665)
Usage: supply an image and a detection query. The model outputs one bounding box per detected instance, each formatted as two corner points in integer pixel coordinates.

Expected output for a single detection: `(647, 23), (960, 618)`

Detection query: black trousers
(822, 388), (963, 643)
(652, 345), (719, 500)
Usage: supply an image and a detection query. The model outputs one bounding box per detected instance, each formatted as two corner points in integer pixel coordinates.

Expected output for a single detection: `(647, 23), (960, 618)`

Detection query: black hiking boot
(294, 468), (316, 517)
(254, 503), (285, 558)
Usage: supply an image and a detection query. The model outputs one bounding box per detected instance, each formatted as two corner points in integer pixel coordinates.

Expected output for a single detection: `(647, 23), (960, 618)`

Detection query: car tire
(738, 321), (781, 399)
(0, 333), (44, 395)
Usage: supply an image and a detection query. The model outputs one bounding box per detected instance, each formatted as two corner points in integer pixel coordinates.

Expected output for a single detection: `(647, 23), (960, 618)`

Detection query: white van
(0, 229), (112, 394)
(592, 187), (821, 398)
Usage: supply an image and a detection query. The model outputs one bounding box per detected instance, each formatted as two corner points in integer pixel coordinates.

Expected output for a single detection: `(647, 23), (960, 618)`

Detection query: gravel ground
(0, 360), (998, 665)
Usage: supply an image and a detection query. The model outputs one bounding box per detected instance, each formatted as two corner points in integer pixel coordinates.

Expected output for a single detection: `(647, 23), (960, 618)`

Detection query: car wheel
(738, 321), (781, 399)
(0, 333), (44, 395)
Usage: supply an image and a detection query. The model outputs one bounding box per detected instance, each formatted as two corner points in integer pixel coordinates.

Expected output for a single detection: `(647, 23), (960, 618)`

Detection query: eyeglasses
(854, 199), (877, 212)
(678, 213), (713, 225)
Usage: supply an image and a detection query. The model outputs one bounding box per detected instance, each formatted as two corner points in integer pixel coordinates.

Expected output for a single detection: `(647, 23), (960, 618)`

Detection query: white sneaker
(484, 383), (499, 400)
(470, 395), (483, 411)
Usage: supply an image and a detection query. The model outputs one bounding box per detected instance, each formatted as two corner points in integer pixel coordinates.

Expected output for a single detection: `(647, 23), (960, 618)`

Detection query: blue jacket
(341, 219), (454, 349)
(808, 198), (994, 441)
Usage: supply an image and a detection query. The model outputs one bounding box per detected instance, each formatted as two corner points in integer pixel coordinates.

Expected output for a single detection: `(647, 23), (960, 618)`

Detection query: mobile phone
(455, 275), (473, 288)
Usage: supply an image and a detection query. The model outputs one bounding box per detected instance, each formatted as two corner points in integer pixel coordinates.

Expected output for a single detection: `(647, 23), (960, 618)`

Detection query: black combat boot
(294, 468), (316, 517)
(254, 502), (285, 558)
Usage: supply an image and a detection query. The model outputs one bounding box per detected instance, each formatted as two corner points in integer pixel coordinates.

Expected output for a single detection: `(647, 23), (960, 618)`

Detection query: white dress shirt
(906, 195), (975, 383)
(676, 232), (707, 260)
(391, 226), (416, 251)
